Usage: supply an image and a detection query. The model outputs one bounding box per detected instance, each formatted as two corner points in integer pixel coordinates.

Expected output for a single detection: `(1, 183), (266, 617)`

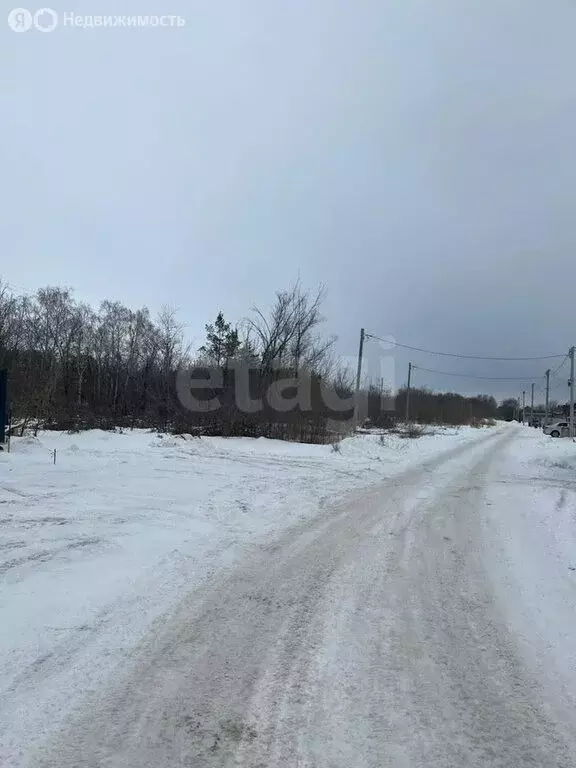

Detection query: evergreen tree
(200, 312), (240, 367)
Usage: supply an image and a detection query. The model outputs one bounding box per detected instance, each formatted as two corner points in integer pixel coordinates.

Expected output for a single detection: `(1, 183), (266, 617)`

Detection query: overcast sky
(2, 0), (575, 401)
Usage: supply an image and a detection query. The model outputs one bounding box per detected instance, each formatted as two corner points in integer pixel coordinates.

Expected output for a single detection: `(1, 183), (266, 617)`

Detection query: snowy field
(0, 425), (493, 763)
(2, 423), (576, 765)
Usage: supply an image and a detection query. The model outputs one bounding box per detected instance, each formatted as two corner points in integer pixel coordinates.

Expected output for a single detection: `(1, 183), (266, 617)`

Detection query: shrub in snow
(401, 424), (426, 439)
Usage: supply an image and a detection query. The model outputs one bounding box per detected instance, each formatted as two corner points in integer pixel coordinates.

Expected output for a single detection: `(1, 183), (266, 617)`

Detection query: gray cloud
(2, 0), (575, 400)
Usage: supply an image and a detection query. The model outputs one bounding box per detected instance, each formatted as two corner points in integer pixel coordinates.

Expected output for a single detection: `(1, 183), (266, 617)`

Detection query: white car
(543, 421), (571, 438)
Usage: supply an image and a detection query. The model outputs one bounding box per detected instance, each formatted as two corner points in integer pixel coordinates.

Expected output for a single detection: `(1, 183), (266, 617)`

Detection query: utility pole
(522, 390), (526, 424)
(405, 362), (412, 422)
(530, 382), (534, 427)
(545, 369), (550, 425)
(354, 328), (365, 430)
(570, 346), (575, 439)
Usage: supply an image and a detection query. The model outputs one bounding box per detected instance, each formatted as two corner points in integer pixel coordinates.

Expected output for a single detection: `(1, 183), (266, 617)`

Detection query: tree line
(496, 397), (569, 422)
(391, 388), (497, 426)
(0, 279), (504, 441)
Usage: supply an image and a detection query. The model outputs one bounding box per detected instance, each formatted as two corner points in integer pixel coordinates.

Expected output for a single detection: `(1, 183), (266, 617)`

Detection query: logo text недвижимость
(7, 8), (186, 32)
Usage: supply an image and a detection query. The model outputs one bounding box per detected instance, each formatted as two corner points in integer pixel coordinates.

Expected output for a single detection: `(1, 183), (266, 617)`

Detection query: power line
(550, 354), (570, 377)
(412, 365), (546, 382)
(545, 354), (572, 403)
(364, 332), (565, 361)
(551, 375), (569, 388)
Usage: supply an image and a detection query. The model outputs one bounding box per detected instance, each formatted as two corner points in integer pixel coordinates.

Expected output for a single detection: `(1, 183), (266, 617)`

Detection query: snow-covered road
(2, 425), (576, 766)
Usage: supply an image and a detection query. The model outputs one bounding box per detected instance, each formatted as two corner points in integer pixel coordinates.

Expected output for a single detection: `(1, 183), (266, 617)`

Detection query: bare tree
(332, 364), (355, 400)
(248, 282), (335, 376)
(156, 306), (186, 429)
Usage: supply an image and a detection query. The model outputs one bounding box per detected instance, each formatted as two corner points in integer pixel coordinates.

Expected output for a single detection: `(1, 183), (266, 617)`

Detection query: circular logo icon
(33, 7), (57, 31)
(8, 8), (33, 31)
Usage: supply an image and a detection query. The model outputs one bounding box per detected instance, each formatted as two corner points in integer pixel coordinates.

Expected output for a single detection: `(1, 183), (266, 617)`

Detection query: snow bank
(483, 426), (576, 735)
